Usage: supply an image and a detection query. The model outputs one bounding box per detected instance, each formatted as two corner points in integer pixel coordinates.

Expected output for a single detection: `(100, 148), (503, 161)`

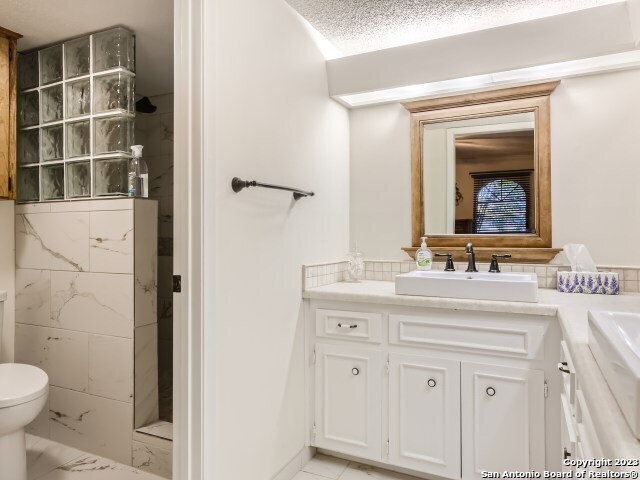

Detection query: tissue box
(557, 271), (619, 295)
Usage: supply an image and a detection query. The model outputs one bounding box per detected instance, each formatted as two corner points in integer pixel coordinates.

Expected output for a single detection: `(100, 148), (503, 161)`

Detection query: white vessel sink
(394, 270), (539, 303)
(588, 310), (640, 439)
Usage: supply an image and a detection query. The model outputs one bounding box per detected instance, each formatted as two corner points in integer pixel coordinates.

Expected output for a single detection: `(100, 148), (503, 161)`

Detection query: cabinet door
(0, 36), (10, 199)
(389, 354), (461, 479)
(314, 343), (382, 460)
(462, 363), (545, 479)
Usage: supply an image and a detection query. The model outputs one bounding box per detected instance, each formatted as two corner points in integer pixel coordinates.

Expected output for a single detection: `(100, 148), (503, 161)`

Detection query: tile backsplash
(303, 260), (640, 294)
(303, 261), (347, 289)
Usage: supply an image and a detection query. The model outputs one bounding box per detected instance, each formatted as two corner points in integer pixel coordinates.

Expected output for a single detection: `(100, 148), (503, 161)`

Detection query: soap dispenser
(416, 237), (433, 271)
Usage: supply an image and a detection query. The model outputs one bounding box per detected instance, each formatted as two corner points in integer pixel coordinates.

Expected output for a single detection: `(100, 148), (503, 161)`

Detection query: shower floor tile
(27, 434), (163, 480)
(135, 420), (173, 441)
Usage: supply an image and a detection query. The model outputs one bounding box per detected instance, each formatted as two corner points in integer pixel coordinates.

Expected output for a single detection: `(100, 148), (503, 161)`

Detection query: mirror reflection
(423, 112), (535, 236)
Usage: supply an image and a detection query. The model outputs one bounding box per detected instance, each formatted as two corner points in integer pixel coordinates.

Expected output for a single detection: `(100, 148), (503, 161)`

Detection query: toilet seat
(0, 363), (48, 408)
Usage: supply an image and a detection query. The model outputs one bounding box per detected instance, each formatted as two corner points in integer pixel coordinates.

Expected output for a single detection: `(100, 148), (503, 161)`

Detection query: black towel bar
(231, 177), (314, 201)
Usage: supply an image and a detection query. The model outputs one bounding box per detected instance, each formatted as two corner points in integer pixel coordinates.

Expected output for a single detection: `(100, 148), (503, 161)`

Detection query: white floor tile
(26, 434), (42, 450)
(26, 435), (163, 480)
(37, 454), (164, 480)
(302, 454), (349, 479)
(339, 462), (424, 480)
(292, 472), (331, 480)
(27, 436), (84, 480)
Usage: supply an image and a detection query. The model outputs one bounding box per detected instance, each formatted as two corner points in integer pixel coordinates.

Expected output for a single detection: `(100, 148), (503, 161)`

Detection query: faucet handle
(434, 253), (455, 271)
(489, 254), (512, 273)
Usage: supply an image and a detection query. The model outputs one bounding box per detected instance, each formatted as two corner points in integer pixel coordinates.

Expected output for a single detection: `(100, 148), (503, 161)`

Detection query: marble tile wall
(14, 198), (158, 466)
(303, 260), (640, 293)
(134, 93), (173, 423)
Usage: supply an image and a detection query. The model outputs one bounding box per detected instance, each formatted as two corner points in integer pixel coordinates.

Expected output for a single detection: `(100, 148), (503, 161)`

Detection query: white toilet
(0, 291), (49, 480)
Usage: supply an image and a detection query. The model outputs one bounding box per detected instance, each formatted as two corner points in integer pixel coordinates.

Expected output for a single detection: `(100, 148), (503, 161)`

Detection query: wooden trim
(406, 82), (559, 262)
(0, 26), (22, 40)
(402, 247), (562, 264)
(410, 113), (424, 247)
(0, 36), (9, 199)
(401, 81), (560, 113)
(8, 37), (16, 200)
(536, 95), (552, 249)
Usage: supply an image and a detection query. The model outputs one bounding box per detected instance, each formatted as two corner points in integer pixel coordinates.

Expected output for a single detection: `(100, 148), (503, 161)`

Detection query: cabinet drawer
(576, 389), (603, 459)
(560, 393), (577, 470)
(390, 314), (545, 359)
(316, 309), (382, 343)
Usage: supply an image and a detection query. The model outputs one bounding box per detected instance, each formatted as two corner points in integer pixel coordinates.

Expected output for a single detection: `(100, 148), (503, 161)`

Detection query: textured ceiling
(0, 0), (173, 97)
(286, 0), (621, 56)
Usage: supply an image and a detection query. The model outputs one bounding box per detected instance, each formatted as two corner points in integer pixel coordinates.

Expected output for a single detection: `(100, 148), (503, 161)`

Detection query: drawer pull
(338, 323), (358, 329)
(352, 368), (360, 376)
(558, 362), (570, 374)
(427, 379), (436, 388)
(486, 387), (496, 397)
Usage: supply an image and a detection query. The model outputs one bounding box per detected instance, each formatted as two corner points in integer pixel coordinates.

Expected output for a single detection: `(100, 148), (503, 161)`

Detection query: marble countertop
(304, 281), (640, 462)
(303, 280), (559, 316)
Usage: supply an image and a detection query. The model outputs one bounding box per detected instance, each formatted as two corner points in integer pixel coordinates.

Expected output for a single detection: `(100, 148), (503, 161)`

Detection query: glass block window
(17, 27), (136, 202)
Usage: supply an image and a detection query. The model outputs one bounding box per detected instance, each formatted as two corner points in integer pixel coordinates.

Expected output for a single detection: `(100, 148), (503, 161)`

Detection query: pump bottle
(128, 145), (149, 197)
(416, 237), (433, 271)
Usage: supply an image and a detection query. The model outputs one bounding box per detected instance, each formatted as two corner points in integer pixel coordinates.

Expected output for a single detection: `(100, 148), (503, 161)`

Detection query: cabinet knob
(352, 368), (360, 376)
(486, 387), (496, 397)
(427, 379), (436, 388)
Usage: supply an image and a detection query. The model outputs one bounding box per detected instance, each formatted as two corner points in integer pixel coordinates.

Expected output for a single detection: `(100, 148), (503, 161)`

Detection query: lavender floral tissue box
(557, 271), (619, 295)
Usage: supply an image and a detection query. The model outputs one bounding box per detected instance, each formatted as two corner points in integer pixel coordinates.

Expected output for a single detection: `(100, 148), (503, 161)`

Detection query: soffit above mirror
(286, 0), (620, 56)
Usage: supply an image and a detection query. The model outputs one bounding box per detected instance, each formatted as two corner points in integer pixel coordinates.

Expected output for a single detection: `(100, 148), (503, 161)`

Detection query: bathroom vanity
(303, 280), (640, 479)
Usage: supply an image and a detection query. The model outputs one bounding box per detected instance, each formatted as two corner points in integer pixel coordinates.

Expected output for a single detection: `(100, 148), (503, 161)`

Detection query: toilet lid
(0, 363), (49, 408)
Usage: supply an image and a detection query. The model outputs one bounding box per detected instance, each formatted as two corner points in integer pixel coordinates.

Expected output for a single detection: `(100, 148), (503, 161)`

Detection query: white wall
(350, 70), (640, 266)
(350, 103), (411, 259)
(551, 71), (640, 266)
(203, 0), (350, 478)
(0, 200), (15, 362)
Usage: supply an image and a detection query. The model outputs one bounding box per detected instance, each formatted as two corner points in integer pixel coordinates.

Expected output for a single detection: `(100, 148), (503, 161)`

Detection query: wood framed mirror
(402, 81), (561, 263)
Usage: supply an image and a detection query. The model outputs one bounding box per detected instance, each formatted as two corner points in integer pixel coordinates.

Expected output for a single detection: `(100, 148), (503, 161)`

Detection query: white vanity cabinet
(306, 300), (561, 479)
(388, 354), (461, 477)
(314, 343), (383, 460)
(461, 363), (545, 479)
